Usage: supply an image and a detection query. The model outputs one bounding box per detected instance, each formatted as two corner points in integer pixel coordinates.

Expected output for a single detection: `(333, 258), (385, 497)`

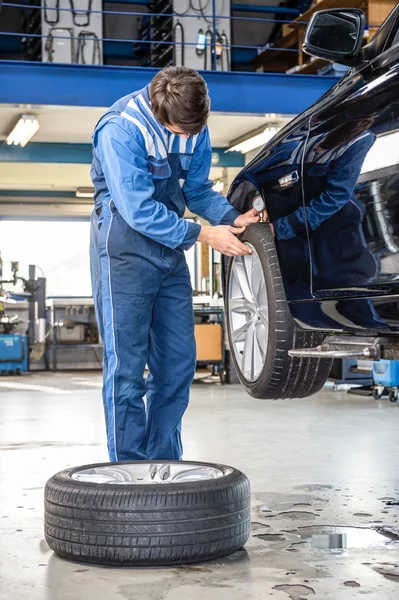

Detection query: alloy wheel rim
(228, 244), (268, 382)
(70, 463), (229, 485)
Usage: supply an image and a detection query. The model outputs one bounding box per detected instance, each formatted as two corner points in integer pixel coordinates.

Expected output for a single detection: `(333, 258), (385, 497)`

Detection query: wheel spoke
(232, 257), (254, 303)
(255, 322), (267, 364)
(242, 322), (255, 379)
(231, 318), (252, 343)
(229, 297), (254, 314)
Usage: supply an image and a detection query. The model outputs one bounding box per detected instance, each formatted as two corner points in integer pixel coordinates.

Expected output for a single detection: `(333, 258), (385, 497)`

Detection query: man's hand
(233, 207), (267, 227)
(198, 225), (252, 257)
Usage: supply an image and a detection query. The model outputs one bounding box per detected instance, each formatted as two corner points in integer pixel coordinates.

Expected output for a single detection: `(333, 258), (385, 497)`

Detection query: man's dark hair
(149, 66), (210, 135)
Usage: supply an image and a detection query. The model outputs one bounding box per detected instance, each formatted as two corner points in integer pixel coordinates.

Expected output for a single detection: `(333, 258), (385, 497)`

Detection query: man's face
(164, 123), (190, 140)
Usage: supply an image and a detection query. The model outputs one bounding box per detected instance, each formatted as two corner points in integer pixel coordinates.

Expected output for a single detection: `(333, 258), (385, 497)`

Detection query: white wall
(0, 220), (92, 297)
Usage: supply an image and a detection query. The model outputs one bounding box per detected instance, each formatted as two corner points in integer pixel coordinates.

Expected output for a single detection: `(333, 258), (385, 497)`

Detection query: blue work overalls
(90, 86), (239, 462)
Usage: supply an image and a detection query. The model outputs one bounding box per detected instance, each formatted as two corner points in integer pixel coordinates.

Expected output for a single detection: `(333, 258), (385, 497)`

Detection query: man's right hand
(198, 225), (252, 256)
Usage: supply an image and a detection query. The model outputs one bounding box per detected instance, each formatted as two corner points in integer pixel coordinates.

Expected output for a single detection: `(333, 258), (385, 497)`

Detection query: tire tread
(225, 224), (332, 399)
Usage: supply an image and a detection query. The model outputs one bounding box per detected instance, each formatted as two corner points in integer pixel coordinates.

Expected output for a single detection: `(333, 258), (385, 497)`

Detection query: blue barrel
(0, 334), (29, 373)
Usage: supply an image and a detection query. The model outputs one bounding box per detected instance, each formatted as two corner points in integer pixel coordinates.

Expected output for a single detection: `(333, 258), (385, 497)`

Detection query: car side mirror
(303, 8), (366, 65)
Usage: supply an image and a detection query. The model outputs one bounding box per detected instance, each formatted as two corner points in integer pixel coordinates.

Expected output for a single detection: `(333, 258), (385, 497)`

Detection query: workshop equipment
(0, 334), (29, 374)
(139, 0), (231, 70)
(252, 196), (267, 221)
(0, 256), (46, 370)
(330, 358), (373, 390)
(372, 360), (399, 402)
(22, 0), (103, 64)
(194, 306), (225, 383)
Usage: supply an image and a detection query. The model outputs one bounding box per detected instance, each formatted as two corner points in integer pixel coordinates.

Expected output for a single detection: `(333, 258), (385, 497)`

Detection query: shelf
(288, 0), (367, 31)
(253, 30), (299, 73)
(291, 57), (330, 75)
(46, 297), (95, 308)
(255, 0), (397, 74)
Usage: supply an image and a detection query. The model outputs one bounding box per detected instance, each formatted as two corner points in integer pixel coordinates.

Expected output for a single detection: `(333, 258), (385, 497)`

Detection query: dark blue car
(225, 5), (399, 398)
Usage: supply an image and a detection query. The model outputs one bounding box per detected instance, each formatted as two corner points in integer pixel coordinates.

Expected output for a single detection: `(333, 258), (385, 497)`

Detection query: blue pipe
(231, 4), (300, 15)
(104, 0), (150, 3)
(103, 0), (300, 14)
(212, 0), (217, 71)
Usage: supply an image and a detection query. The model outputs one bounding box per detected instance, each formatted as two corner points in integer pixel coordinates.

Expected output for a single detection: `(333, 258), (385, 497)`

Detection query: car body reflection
(228, 33), (399, 333)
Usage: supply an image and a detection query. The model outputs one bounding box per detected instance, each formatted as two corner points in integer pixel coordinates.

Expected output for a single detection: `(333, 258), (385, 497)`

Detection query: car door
(229, 118), (312, 302)
(301, 37), (399, 328)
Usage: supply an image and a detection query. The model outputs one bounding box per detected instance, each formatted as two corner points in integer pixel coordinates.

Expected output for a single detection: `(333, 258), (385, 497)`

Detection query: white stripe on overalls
(120, 110), (159, 158)
(123, 98), (168, 159)
(105, 199), (118, 461)
(136, 94), (169, 147)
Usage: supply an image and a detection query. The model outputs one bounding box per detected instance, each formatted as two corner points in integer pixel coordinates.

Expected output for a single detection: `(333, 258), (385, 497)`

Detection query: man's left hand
(233, 208), (266, 228)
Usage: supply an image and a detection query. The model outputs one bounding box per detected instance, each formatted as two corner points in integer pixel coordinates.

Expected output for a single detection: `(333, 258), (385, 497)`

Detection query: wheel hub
(70, 463), (230, 485)
(227, 244), (268, 383)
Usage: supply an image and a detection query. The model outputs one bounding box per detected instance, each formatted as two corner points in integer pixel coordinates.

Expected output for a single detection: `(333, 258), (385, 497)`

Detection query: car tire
(225, 223), (332, 399)
(44, 460), (251, 566)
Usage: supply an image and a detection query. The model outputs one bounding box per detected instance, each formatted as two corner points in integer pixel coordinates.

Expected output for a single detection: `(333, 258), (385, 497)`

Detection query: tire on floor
(44, 460), (251, 566)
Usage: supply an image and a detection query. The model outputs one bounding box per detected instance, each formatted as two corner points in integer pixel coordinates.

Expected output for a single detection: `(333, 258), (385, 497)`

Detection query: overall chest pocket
(308, 164), (329, 177)
(148, 158), (172, 180)
(179, 154), (192, 173)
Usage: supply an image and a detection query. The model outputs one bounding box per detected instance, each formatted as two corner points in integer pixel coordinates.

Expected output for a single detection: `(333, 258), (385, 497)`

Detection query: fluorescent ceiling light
(76, 187), (95, 199)
(6, 115), (40, 148)
(227, 125), (281, 154)
(212, 180), (224, 193)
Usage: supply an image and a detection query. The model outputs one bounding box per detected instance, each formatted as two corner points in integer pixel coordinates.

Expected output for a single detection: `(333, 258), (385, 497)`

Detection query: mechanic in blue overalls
(90, 67), (262, 462)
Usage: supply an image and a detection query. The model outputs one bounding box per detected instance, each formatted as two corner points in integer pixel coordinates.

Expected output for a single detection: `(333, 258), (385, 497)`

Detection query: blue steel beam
(0, 61), (339, 115)
(0, 143), (93, 163)
(0, 190), (76, 198)
(103, 0), (300, 14)
(0, 142), (244, 168)
(231, 4), (299, 15)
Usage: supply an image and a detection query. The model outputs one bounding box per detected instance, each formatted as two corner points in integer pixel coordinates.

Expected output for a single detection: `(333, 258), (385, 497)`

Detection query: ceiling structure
(0, 104), (291, 147)
(0, 104), (293, 218)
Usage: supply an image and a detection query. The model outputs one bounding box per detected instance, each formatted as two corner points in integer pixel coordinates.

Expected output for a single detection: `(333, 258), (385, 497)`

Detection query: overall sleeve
(183, 127), (240, 226)
(96, 119), (201, 250)
(273, 133), (376, 241)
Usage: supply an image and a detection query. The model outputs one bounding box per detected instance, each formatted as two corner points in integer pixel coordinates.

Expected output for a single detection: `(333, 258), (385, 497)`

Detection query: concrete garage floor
(0, 373), (399, 600)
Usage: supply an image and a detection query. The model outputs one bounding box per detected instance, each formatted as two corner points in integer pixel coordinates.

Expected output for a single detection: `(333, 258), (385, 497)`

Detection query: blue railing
(0, 1), (380, 74)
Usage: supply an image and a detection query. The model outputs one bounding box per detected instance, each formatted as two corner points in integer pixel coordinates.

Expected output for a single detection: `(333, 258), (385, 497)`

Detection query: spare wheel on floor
(44, 460), (251, 566)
